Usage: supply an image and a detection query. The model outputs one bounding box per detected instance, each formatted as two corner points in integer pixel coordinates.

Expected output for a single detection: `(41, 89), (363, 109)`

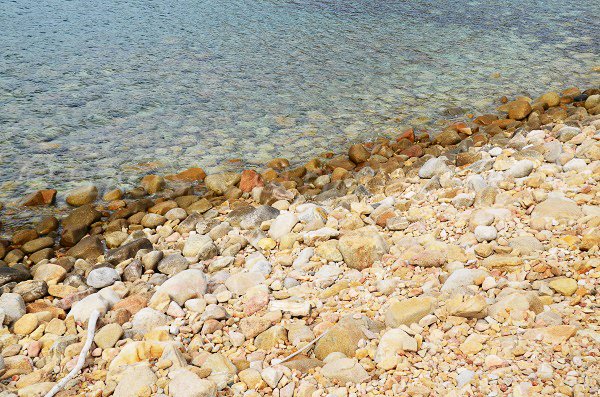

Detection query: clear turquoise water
(0, 0), (599, 210)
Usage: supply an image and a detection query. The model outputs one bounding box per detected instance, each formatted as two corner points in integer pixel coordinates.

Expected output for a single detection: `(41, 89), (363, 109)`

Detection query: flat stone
(131, 308), (169, 334)
(21, 236), (54, 254)
(509, 236), (544, 255)
(268, 213), (299, 240)
(315, 315), (381, 360)
(21, 189), (57, 206)
(530, 197), (582, 230)
(548, 278), (578, 296)
(225, 271), (265, 296)
(446, 294), (488, 318)
(105, 238), (153, 265)
(419, 157), (450, 178)
(385, 296), (437, 327)
(87, 267), (120, 288)
(0, 267), (31, 288)
(157, 253), (189, 276)
(441, 269), (488, 292)
(33, 263), (66, 285)
(12, 280), (48, 302)
(113, 364), (157, 397)
(321, 357), (370, 384)
(153, 269), (207, 306)
(168, 369), (217, 397)
(141, 174), (165, 194)
(523, 325), (577, 344)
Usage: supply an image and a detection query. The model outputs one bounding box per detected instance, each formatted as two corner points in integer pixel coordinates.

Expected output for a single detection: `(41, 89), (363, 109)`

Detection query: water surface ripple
(1, 0), (599, 206)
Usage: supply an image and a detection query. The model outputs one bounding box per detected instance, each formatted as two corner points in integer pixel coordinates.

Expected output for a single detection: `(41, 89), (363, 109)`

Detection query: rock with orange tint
(473, 114), (498, 125)
(166, 167), (206, 182)
(26, 301), (66, 319)
(112, 293), (150, 316)
(397, 128), (415, 142)
(348, 144), (370, 164)
(507, 100), (533, 120)
(21, 189), (57, 206)
(523, 325), (577, 345)
(267, 158), (290, 170)
(327, 156), (355, 171)
(240, 170), (264, 192)
(400, 145), (423, 158)
(141, 174), (165, 194)
(331, 167), (348, 181)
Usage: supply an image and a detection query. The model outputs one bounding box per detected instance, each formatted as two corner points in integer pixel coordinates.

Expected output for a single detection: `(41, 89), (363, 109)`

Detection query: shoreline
(0, 86), (599, 396)
(1, 85), (599, 237)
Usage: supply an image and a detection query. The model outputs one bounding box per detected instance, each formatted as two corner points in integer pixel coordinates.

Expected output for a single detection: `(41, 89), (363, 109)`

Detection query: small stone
(348, 144), (370, 163)
(141, 213), (167, 228)
(167, 167), (206, 182)
(12, 280), (48, 302)
(338, 231), (388, 270)
(21, 236), (54, 254)
(446, 294), (488, 318)
(157, 253), (189, 276)
(548, 278), (578, 296)
(105, 238), (153, 265)
(205, 172), (241, 195)
(154, 269), (207, 306)
(239, 170), (264, 192)
(103, 188), (123, 201)
(268, 213), (299, 240)
(87, 267), (120, 288)
(66, 235), (105, 261)
(66, 185), (98, 206)
(385, 296), (436, 327)
(141, 174), (165, 194)
(21, 189), (57, 206)
(239, 368), (262, 389)
(113, 364), (157, 397)
(168, 369), (217, 397)
(13, 313), (39, 335)
(460, 334), (487, 354)
(507, 100), (532, 120)
(321, 357), (370, 384)
(419, 157), (450, 178)
(375, 328), (418, 369)
(225, 272), (265, 295)
(474, 225), (497, 242)
(14, 382), (55, 397)
(131, 308), (169, 334)
(33, 263), (66, 285)
(94, 323), (123, 349)
(507, 159), (534, 178)
(182, 234), (217, 260)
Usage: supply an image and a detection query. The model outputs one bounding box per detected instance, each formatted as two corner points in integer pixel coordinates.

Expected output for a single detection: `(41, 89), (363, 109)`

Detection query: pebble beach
(0, 87), (599, 397)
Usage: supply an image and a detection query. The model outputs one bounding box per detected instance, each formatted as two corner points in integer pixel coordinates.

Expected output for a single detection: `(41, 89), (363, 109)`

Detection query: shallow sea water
(0, 0), (599, 224)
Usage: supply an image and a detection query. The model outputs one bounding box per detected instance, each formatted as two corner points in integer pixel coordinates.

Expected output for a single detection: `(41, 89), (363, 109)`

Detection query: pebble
(86, 267), (120, 288)
(474, 225), (498, 242)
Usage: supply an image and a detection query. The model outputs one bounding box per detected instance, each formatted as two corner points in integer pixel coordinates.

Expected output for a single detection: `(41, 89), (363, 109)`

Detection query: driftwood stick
(45, 309), (100, 397)
(271, 329), (329, 365)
